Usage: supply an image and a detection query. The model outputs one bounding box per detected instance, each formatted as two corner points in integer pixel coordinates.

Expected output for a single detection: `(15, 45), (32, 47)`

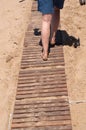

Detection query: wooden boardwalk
(11, 1), (72, 130)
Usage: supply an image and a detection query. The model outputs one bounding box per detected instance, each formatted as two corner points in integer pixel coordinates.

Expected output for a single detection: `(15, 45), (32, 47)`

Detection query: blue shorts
(38, 0), (64, 14)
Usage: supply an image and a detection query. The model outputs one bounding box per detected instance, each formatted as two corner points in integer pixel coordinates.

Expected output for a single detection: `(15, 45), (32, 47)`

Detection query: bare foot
(41, 51), (48, 61)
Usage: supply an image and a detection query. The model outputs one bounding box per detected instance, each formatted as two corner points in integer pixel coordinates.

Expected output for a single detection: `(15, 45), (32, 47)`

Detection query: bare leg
(41, 14), (52, 60)
(50, 7), (60, 44)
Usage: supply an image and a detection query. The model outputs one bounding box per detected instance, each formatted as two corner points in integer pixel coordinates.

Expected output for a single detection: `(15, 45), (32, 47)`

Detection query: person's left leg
(41, 14), (52, 60)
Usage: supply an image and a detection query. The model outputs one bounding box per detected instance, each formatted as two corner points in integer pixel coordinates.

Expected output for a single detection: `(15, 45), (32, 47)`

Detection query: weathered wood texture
(11, 1), (72, 130)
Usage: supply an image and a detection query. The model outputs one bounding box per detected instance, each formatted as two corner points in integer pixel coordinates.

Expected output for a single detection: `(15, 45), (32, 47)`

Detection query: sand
(0, 0), (86, 130)
(61, 0), (86, 130)
(0, 0), (32, 130)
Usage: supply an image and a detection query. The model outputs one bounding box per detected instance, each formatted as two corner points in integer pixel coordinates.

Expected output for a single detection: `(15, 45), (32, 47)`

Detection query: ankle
(50, 37), (55, 44)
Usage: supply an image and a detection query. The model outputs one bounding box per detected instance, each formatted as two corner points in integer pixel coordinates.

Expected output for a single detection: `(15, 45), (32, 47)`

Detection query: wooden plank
(12, 120), (71, 128)
(12, 125), (72, 130)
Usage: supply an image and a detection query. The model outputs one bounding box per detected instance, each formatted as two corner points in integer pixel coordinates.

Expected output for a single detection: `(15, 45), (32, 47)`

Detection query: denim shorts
(38, 0), (65, 14)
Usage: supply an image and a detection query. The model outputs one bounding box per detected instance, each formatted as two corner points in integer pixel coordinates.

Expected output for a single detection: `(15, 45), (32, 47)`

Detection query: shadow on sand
(34, 28), (80, 49)
(55, 30), (80, 48)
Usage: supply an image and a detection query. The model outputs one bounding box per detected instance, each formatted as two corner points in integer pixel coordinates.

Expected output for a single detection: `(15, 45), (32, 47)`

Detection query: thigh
(53, 0), (65, 9)
(38, 0), (54, 14)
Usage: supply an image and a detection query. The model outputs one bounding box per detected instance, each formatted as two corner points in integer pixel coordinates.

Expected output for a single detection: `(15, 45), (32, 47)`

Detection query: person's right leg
(50, 7), (60, 45)
(41, 14), (52, 60)
(50, 0), (64, 45)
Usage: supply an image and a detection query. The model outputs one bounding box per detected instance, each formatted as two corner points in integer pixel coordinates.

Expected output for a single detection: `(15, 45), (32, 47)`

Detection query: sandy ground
(0, 0), (86, 130)
(61, 0), (86, 130)
(0, 0), (32, 130)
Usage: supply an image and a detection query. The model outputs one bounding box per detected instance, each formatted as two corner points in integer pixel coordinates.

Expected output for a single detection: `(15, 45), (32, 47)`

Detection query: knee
(42, 14), (52, 23)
